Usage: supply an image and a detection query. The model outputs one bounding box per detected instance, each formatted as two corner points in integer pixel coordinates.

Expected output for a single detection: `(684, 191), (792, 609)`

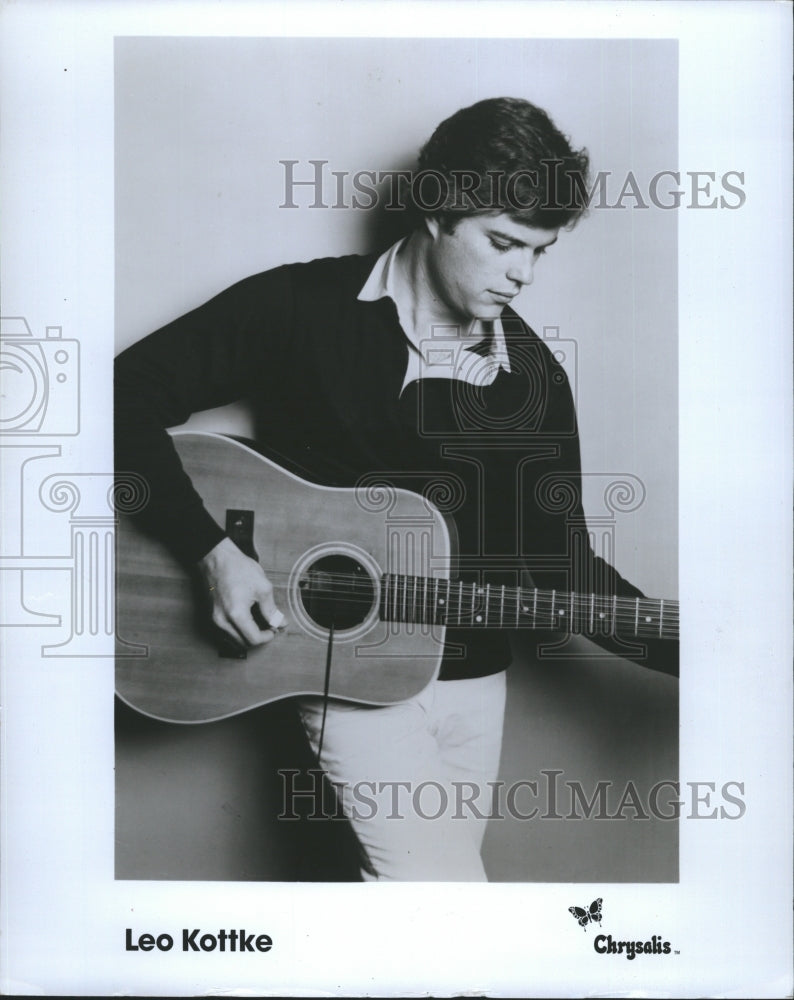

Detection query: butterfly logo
(568, 897), (603, 930)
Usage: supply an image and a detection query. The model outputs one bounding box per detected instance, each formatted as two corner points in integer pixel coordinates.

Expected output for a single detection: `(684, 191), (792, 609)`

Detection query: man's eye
(489, 239), (511, 253)
(534, 247), (547, 258)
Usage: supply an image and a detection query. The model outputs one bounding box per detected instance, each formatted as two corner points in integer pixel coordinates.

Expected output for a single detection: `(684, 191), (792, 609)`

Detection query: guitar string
(259, 576), (678, 617)
(285, 583), (679, 610)
(256, 566), (678, 595)
(275, 595), (681, 628)
(251, 568), (679, 617)
(251, 573), (678, 634)
(282, 578), (678, 616)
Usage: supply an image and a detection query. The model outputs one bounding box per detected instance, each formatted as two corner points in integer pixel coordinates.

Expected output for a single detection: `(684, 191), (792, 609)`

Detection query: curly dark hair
(414, 97), (590, 231)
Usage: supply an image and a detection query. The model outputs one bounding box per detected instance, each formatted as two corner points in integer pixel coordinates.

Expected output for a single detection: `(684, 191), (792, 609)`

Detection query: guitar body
(116, 432), (450, 723)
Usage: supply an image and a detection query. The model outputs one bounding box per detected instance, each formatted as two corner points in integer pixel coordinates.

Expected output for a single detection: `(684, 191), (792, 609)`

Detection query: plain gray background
(115, 36), (678, 882)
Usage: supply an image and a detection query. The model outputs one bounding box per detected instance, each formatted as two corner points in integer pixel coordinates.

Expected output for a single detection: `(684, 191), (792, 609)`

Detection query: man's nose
(507, 252), (535, 287)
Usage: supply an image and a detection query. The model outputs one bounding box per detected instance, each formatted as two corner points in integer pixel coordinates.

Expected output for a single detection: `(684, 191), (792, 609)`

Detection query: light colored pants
(297, 671), (507, 881)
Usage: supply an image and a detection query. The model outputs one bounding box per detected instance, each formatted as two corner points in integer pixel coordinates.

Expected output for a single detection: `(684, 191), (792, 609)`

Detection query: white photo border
(0, 2), (791, 997)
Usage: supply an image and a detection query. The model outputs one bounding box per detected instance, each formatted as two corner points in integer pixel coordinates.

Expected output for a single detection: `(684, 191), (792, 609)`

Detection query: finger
(250, 602), (283, 638)
(256, 581), (286, 630)
(249, 628), (276, 647)
(231, 608), (275, 646)
(268, 608), (287, 631)
(212, 611), (249, 647)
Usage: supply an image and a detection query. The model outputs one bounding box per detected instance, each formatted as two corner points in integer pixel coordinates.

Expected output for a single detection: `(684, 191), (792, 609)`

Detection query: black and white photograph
(0, 2), (791, 996)
(113, 34), (679, 887)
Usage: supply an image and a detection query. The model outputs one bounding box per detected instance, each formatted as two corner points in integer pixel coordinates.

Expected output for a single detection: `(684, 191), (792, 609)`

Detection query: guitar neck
(380, 574), (679, 640)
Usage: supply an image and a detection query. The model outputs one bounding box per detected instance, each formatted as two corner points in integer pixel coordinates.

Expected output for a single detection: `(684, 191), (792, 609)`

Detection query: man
(115, 97), (677, 882)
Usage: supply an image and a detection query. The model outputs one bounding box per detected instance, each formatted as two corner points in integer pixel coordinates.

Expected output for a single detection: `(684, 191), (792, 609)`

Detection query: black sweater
(115, 252), (677, 679)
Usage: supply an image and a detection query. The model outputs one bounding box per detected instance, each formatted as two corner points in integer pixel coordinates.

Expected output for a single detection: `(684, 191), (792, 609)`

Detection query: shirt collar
(358, 237), (511, 376)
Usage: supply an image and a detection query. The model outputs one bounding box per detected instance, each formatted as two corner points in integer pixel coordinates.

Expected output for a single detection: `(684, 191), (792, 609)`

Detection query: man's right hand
(198, 536), (286, 646)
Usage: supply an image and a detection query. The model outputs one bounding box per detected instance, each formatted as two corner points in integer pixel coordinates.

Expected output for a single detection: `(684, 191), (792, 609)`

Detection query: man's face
(424, 213), (560, 325)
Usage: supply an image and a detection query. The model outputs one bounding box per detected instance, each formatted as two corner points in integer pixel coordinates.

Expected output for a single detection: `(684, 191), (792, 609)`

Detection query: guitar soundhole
(298, 554), (376, 631)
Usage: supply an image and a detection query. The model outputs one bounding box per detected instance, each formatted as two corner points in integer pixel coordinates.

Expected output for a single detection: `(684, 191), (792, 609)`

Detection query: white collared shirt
(357, 238), (512, 394)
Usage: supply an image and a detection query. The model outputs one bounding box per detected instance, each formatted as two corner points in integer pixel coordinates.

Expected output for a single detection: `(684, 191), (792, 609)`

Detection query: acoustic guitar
(115, 432), (678, 724)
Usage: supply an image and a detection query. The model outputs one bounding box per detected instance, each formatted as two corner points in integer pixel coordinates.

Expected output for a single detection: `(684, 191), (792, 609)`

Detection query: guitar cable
(316, 619), (335, 764)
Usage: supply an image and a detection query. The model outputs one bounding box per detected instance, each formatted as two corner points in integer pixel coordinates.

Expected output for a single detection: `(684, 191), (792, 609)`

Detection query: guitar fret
(379, 571), (677, 641)
(595, 594), (607, 632)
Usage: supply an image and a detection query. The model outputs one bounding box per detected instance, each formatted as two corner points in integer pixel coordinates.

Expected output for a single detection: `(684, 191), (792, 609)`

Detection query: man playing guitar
(115, 97), (677, 881)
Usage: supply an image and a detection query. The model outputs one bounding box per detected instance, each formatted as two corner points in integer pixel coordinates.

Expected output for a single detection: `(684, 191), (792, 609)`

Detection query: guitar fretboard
(380, 574), (679, 640)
